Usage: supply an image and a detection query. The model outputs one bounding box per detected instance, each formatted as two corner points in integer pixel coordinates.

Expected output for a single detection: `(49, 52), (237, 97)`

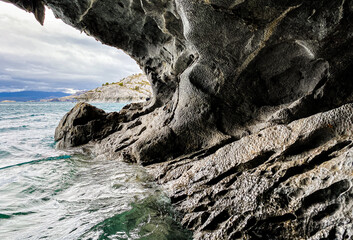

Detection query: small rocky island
(45, 73), (152, 102)
(6, 0), (353, 239)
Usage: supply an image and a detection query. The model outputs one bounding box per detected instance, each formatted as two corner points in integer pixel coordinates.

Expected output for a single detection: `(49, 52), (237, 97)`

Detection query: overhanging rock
(5, 0), (353, 239)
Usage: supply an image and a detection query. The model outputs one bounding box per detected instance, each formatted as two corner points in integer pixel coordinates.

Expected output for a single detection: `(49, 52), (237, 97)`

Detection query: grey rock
(147, 103), (353, 239)
(55, 102), (121, 148)
(5, 0), (353, 239)
(1, 0), (45, 25)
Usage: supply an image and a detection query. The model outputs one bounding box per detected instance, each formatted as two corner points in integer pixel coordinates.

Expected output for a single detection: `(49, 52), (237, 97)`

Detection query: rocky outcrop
(2, 0), (45, 25)
(54, 102), (122, 148)
(8, 0), (353, 239)
(43, 73), (151, 102)
(76, 73), (152, 102)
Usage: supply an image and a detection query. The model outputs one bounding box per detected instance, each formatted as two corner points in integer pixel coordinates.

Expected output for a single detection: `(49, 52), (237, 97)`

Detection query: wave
(0, 125), (29, 132)
(0, 213), (11, 219)
(0, 155), (71, 170)
(0, 150), (11, 159)
(0, 212), (35, 220)
(0, 114), (41, 121)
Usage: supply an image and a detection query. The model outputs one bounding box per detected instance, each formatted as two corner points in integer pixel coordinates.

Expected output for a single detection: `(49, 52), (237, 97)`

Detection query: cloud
(0, 88), (25, 92)
(0, 2), (142, 92)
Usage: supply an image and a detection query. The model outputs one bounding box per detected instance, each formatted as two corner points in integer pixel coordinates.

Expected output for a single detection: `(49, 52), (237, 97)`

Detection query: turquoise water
(0, 102), (190, 240)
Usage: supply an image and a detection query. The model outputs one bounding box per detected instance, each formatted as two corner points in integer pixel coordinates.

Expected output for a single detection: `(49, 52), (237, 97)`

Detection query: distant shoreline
(0, 74), (151, 103)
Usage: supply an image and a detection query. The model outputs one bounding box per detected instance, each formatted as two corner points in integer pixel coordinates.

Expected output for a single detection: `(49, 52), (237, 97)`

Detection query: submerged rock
(6, 0), (353, 239)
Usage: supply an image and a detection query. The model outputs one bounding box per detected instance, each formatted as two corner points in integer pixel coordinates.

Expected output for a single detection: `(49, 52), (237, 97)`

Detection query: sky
(0, 2), (141, 93)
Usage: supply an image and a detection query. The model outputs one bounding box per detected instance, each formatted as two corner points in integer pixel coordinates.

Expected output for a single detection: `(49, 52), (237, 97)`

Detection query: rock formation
(76, 73), (152, 102)
(5, 0), (353, 239)
(55, 102), (121, 148)
(44, 73), (152, 102)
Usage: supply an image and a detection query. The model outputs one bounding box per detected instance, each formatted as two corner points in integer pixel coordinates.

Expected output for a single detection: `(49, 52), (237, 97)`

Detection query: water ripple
(0, 155), (71, 171)
(0, 103), (191, 239)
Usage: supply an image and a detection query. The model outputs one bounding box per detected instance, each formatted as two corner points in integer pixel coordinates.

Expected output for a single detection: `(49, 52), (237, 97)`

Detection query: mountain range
(0, 91), (70, 102)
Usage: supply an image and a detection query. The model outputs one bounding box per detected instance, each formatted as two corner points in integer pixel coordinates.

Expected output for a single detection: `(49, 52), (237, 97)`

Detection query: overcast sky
(0, 2), (141, 93)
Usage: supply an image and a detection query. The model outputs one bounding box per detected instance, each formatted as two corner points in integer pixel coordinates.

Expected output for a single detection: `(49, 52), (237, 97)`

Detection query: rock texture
(7, 0), (353, 239)
(147, 103), (353, 239)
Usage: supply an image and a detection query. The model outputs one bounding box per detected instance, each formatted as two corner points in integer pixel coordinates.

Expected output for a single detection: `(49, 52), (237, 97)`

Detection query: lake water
(0, 102), (190, 240)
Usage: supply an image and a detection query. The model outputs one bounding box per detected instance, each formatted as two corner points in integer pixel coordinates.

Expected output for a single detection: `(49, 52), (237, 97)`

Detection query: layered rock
(147, 103), (353, 239)
(6, 0), (353, 239)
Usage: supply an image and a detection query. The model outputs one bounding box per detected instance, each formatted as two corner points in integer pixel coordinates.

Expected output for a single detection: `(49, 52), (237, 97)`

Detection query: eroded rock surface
(148, 103), (353, 239)
(6, 0), (353, 239)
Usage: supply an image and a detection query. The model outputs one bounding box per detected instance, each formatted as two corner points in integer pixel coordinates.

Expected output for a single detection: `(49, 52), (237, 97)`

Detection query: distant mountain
(41, 90), (87, 102)
(0, 91), (70, 102)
